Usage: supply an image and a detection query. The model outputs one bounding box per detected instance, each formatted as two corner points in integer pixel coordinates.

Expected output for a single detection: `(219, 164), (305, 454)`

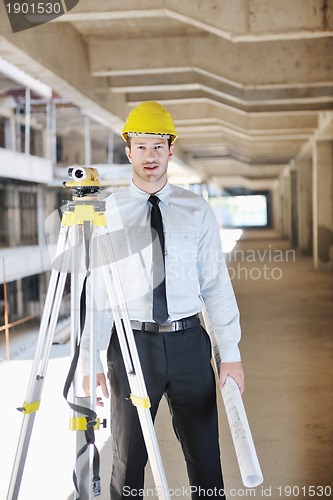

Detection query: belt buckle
(158, 323), (173, 333)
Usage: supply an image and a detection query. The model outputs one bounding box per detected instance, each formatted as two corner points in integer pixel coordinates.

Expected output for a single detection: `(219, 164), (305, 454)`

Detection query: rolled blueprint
(220, 375), (263, 487)
(201, 305), (264, 488)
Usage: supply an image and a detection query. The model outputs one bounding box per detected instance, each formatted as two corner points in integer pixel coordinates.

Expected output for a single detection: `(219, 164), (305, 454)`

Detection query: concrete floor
(1, 233), (333, 500)
(221, 234), (333, 499)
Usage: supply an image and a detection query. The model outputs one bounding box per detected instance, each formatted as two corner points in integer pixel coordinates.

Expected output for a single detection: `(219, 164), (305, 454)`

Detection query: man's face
(125, 136), (174, 193)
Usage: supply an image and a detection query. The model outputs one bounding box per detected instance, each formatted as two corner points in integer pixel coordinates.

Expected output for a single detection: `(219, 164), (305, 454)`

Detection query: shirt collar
(130, 181), (171, 205)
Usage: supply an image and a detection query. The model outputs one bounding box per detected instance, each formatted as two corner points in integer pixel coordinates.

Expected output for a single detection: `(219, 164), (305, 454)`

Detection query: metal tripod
(7, 174), (170, 500)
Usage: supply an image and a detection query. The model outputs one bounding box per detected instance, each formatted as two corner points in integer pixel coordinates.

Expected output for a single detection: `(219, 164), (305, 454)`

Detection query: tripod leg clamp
(17, 400), (41, 414)
(69, 417), (107, 431)
(129, 394), (151, 409)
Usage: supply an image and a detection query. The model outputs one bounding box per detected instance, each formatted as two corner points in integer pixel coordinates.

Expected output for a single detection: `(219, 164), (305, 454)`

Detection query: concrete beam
(141, 99), (319, 135)
(109, 70), (333, 111)
(180, 134), (304, 158)
(88, 35), (333, 86)
(171, 0), (333, 41)
(58, 0), (333, 41)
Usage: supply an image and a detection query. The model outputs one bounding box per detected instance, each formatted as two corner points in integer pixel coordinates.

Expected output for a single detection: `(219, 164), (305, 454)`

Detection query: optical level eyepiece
(68, 167), (87, 181)
(63, 167), (101, 197)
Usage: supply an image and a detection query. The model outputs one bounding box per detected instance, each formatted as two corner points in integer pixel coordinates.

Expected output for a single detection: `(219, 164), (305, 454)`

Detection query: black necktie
(148, 195), (168, 325)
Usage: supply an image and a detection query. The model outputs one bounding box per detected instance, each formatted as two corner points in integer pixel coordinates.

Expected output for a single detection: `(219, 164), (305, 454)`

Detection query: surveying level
(63, 167), (101, 196)
(7, 167), (170, 500)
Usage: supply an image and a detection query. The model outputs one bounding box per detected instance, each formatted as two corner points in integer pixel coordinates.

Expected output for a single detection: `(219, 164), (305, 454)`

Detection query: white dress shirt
(81, 181), (241, 375)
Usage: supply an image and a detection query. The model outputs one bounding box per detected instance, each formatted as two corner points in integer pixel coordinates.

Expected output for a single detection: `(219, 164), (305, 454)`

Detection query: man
(82, 101), (244, 499)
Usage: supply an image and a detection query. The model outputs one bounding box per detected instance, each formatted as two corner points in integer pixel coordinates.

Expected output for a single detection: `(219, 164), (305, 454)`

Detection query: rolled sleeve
(81, 269), (113, 376)
(198, 205), (241, 362)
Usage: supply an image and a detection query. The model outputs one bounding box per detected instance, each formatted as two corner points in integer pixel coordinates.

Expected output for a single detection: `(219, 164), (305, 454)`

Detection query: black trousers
(107, 322), (226, 500)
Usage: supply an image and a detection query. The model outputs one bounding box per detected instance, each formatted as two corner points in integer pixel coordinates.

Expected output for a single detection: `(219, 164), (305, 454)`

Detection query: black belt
(130, 314), (200, 333)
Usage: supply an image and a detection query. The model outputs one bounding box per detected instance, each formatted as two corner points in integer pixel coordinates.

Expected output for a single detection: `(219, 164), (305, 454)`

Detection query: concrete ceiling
(0, 0), (333, 192)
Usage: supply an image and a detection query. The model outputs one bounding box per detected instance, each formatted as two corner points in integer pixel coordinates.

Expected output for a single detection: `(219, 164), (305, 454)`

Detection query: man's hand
(219, 361), (245, 394)
(82, 372), (109, 407)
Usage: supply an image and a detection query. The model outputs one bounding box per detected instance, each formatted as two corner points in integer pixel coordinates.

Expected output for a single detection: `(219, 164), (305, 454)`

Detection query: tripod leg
(7, 226), (72, 500)
(70, 223), (91, 500)
(96, 227), (170, 500)
(73, 222), (98, 500)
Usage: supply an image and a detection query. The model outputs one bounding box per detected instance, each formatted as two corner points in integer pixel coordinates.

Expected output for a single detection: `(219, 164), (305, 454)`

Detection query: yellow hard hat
(122, 101), (178, 144)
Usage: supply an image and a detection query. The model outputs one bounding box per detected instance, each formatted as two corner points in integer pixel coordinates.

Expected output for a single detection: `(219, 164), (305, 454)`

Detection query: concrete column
(37, 186), (47, 246)
(271, 184), (282, 234)
(51, 101), (57, 164)
(297, 156), (313, 255)
(16, 278), (24, 317)
(15, 104), (22, 152)
(24, 88), (31, 155)
(9, 115), (16, 151)
(44, 100), (53, 160)
(280, 168), (292, 239)
(278, 179), (284, 235)
(290, 167), (298, 248)
(7, 185), (20, 247)
(312, 140), (333, 270)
